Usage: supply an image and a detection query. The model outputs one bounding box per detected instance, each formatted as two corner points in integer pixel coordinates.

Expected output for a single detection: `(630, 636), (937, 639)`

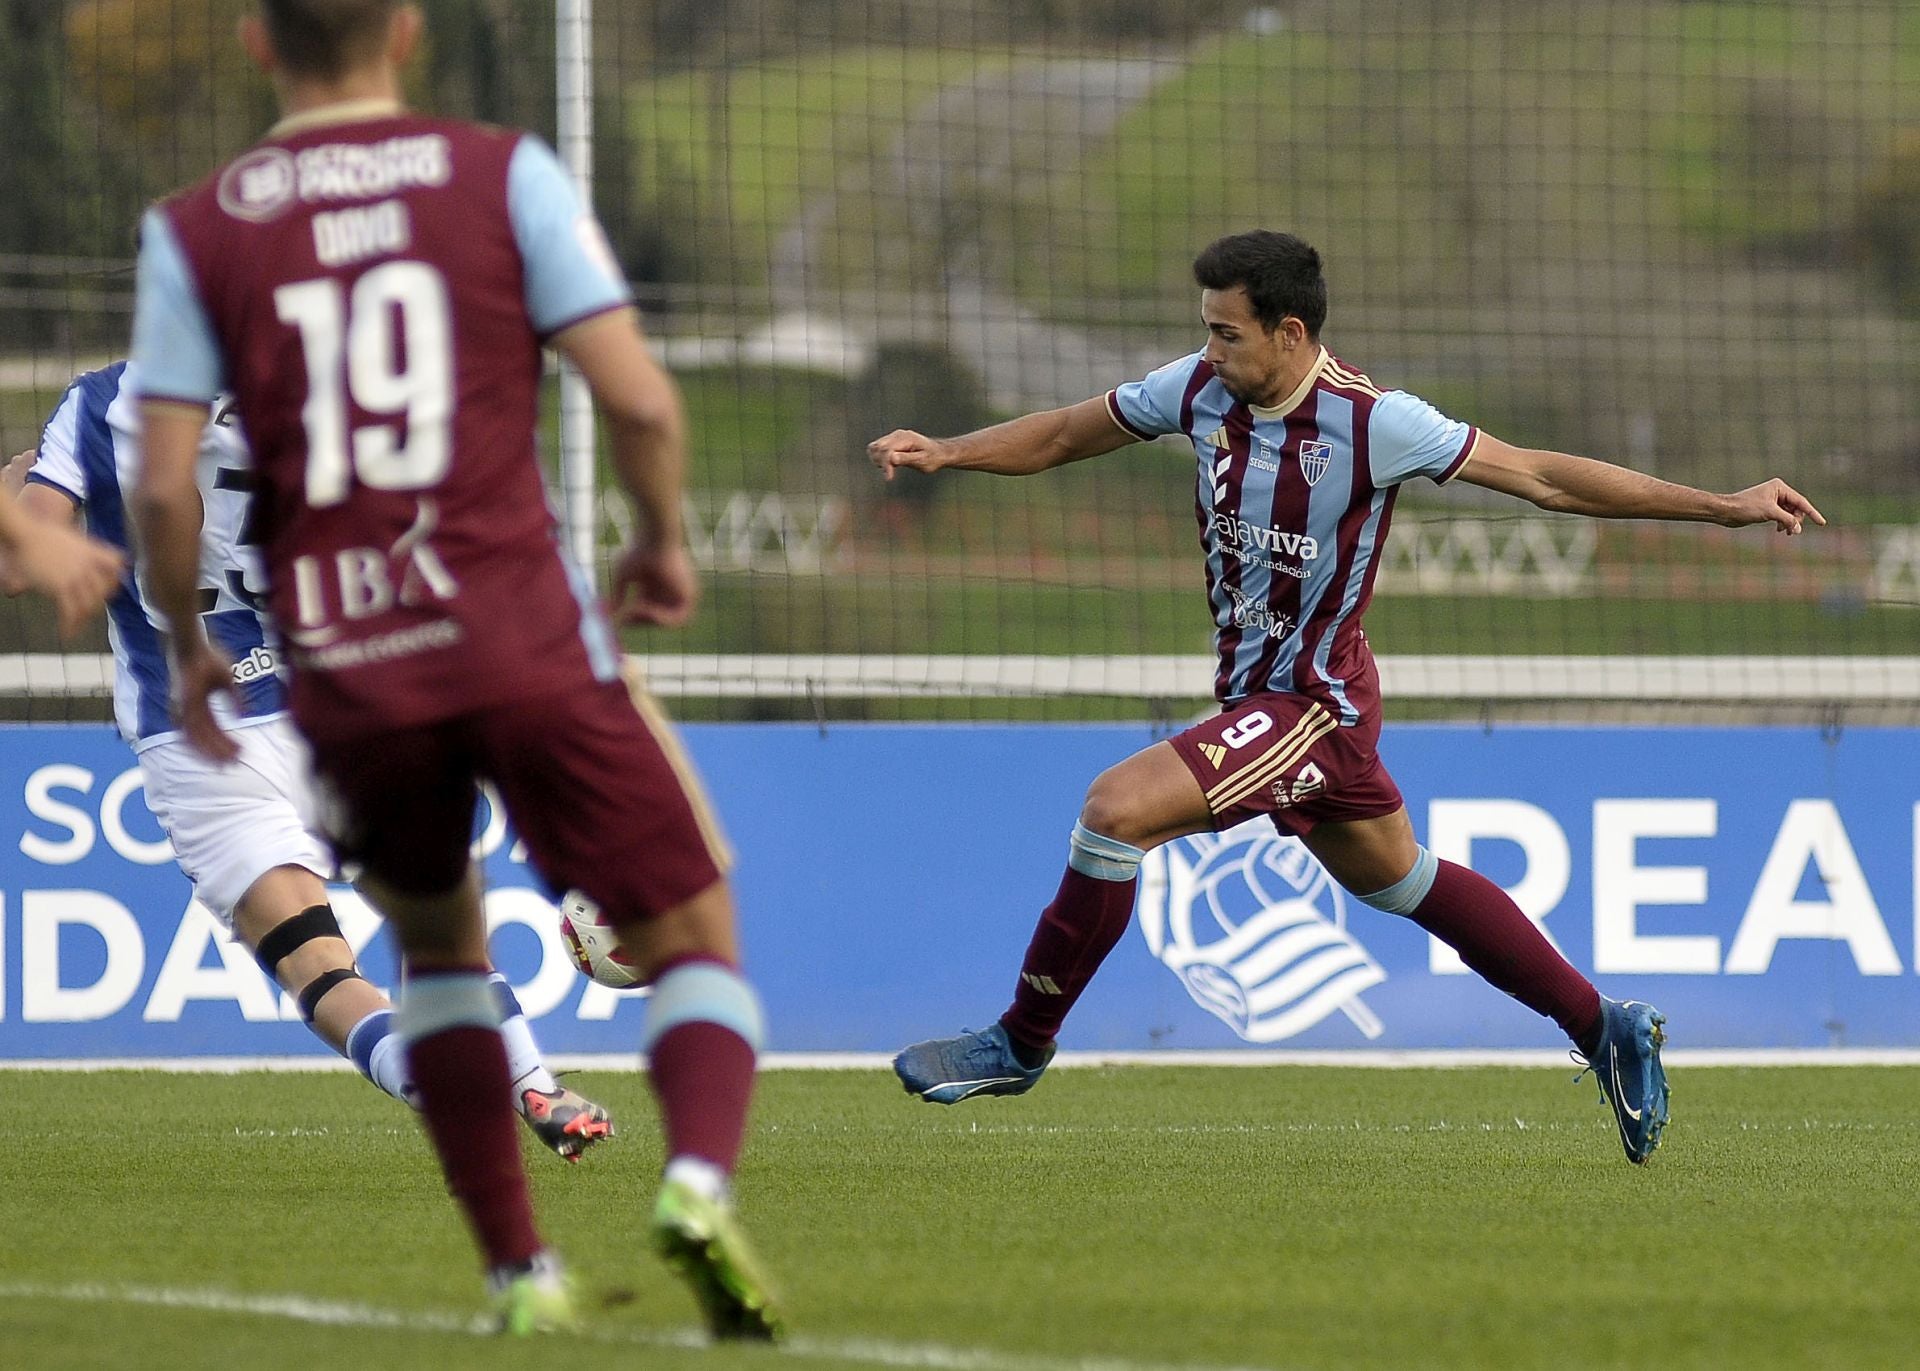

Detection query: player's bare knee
(1078, 770), (1153, 849)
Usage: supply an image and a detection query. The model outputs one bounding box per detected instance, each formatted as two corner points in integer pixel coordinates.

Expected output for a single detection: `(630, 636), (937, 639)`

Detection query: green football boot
(651, 1178), (783, 1342)
(489, 1253), (577, 1335)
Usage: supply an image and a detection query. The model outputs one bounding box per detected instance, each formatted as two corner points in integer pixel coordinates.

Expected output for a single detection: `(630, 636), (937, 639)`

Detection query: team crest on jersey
(217, 148), (297, 223)
(1297, 440), (1332, 486)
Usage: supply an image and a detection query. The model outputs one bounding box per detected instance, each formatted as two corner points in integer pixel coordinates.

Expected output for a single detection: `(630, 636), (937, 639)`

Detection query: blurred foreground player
(129, 0), (779, 1337)
(5, 376), (612, 1160)
(873, 230), (1826, 1165)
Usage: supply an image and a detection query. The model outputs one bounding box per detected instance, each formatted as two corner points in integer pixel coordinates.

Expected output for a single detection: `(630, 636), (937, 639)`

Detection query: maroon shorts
(308, 666), (729, 923)
(1169, 691), (1404, 836)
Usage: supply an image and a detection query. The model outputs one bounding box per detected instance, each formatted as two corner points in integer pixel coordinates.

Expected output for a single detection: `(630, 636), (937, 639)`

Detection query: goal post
(556, 0), (597, 580)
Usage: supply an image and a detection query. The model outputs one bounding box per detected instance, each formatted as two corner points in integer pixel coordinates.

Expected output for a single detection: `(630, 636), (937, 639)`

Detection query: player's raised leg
(894, 740), (1211, 1103)
(235, 864), (411, 1096)
(1303, 809), (1670, 1163)
(144, 718), (612, 1157)
(242, 868), (611, 1157)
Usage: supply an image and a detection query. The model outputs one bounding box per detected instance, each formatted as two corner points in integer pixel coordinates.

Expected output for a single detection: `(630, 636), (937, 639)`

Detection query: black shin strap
(297, 968), (366, 1021)
(253, 904), (345, 980)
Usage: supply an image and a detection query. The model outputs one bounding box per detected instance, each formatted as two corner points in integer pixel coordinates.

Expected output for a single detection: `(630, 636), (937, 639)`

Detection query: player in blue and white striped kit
(8, 360), (612, 1159)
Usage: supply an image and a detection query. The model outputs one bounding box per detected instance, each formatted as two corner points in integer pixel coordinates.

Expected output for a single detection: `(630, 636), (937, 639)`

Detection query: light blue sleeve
(1367, 389), (1479, 488)
(129, 208), (225, 404)
(507, 136), (632, 337)
(30, 384), (89, 503)
(1107, 351), (1205, 440)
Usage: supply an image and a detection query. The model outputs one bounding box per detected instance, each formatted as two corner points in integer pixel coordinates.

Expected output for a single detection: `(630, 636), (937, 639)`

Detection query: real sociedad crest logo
(1297, 440), (1333, 487)
(1137, 820), (1386, 1042)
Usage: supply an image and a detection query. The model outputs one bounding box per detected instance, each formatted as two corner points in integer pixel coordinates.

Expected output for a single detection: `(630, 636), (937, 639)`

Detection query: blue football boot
(893, 1022), (1054, 1104)
(1579, 997), (1671, 1164)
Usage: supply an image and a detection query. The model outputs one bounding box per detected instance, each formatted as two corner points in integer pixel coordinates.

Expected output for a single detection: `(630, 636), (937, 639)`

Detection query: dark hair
(1192, 231), (1327, 337)
(260, 0), (398, 79)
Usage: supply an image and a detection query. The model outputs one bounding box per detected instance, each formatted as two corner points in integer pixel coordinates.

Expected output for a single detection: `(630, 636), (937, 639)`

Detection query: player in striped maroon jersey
(127, 0), (779, 1337)
(871, 229), (1824, 1164)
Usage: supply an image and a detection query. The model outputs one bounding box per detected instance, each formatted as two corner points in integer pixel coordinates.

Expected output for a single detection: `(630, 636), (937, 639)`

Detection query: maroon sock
(646, 957), (758, 1175)
(1409, 859), (1602, 1049)
(1000, 864), (1138, 1049)
(407, 1020), (541, 1270)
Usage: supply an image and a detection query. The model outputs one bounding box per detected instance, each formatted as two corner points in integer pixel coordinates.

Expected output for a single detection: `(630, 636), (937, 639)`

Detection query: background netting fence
(4, 1), (1917, 724)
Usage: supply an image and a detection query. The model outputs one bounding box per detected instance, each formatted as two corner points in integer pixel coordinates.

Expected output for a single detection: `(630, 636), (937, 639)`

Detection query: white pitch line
(0, 1281), (1286, 1371)
(7, 1048), (1920, 1072)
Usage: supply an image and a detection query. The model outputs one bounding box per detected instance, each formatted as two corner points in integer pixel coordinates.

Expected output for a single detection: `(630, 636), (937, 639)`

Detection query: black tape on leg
(253, 904), (346, 980)
(297, 967), (367, 1021)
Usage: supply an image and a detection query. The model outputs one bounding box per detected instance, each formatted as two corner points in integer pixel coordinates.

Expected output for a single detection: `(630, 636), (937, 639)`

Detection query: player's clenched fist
(867, 429), (950, 481)
(610, 540), (700, 627)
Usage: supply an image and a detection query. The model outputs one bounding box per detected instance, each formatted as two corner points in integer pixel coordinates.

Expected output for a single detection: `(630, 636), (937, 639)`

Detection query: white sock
(663, 1155), (730, 1204)
(492, 974), (558, 1099)
(366, 1030), (413, 1105)
(343, 1008), (414, 1105)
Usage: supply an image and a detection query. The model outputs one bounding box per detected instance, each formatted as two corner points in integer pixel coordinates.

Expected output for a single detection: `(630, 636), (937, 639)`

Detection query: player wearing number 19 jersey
(128, 0), (779, 1338)
(875, 230), (1823, 1165)
(12, 362), (611, 1159)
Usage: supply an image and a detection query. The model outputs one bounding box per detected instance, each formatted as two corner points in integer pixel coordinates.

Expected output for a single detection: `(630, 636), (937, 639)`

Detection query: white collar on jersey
(267, 98), (407, 139)
(1247, 346), (1327, 420)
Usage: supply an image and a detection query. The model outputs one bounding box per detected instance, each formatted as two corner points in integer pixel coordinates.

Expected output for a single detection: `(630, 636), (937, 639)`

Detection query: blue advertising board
(1, 722), (1915, 1057)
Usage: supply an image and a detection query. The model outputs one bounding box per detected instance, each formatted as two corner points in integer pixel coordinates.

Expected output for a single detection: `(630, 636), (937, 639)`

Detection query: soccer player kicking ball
(129, 0), (779, 1339)
(871, 230), (1825, 1165)
(5, 381), (612, 1160)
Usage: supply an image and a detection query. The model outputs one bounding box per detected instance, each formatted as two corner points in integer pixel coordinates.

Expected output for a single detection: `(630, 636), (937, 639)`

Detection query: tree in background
(2, 0), (120, 257)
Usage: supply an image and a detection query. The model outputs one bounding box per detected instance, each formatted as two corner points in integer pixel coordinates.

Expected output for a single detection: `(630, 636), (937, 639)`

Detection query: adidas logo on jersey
(1197, 742), (1228, 769)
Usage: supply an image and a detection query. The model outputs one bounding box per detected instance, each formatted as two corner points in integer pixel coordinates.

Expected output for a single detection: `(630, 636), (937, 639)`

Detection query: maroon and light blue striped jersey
(1107, 348), (1479, 722)
(129, 108), (630, 741)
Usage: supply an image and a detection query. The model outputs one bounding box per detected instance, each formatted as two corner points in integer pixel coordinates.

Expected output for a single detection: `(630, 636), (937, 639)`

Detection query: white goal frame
(5, 654), (1915, 705)
(556, 0), (598, 575)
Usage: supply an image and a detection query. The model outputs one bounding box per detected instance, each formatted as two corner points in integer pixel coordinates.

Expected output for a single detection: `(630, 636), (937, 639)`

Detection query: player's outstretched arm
(3, 448), (41, 498)
(0, 451), (88, 598)
(132, 400), (239, 762)
(868, 395), (1137, 481)
(1457, 435), (1826, 534)
(0, 486), (122, 638)
(550, 308), (697, 627)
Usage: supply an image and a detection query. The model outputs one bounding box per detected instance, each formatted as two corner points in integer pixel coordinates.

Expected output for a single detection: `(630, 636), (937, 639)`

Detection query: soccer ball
(556, 890), (644, 989)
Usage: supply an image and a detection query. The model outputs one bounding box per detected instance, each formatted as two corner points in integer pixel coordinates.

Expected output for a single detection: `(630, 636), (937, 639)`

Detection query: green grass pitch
(5, 1066), (1919, 1370)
